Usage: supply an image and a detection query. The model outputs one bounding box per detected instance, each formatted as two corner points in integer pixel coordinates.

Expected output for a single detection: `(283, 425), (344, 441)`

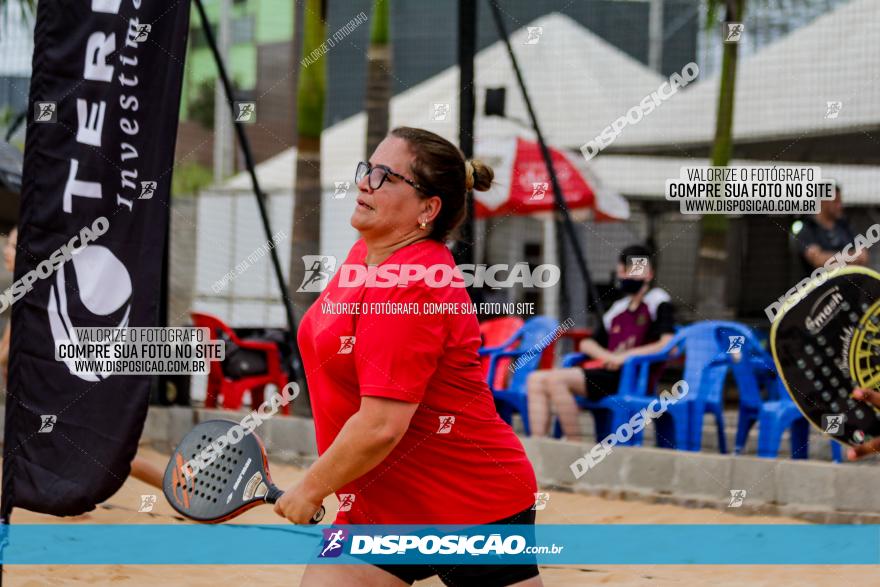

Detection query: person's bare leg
(546, 369), (587, 442)
(300, 563), (410, 587)
(526, 371), (552, 437)
(130, 455), (164, 489)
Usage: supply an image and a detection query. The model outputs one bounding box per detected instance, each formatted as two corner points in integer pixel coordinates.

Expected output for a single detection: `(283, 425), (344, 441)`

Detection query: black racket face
(771, 267), (880, 447)
(164, 420), (274, 522)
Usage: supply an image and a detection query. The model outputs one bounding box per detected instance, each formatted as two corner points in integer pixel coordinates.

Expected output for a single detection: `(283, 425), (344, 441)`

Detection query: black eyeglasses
(355, 161), (429, 194)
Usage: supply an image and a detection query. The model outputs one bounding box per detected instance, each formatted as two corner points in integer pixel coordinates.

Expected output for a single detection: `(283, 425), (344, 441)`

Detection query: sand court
(1, 448), (865, 586)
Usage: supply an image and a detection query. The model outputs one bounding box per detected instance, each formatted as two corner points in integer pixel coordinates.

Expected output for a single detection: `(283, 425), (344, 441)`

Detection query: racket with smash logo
(771, 266), (880, 447)
(163, 419), (325, 524)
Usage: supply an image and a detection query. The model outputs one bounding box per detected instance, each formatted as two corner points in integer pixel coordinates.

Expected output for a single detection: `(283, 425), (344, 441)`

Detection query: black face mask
(617, 278), (646, 295)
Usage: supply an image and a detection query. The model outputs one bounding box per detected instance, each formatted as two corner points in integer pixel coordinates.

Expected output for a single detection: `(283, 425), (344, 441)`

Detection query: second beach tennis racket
(771, 266), (880, 447)
(163, 419), (325, 524)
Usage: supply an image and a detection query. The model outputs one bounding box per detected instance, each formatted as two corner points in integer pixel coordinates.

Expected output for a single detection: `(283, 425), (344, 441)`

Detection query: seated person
(526, 245), (676, 441)
(797, 184), (869, 274)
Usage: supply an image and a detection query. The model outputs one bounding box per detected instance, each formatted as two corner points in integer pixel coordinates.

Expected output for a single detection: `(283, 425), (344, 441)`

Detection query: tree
(288, 0), (326, 314)
(697, 0), (746, 317)
(708, 0), (746, 170)
(287, 0), (326, 417)
(364, 0), (391, 158)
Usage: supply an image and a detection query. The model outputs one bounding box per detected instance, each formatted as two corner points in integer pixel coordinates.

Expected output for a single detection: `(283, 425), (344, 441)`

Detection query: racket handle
(266, 486), (325, 525)
(265, 485), (284, 504)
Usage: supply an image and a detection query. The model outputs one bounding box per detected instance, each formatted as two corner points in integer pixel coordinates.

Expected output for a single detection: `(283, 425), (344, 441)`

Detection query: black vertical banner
(2, 0), (191, 516)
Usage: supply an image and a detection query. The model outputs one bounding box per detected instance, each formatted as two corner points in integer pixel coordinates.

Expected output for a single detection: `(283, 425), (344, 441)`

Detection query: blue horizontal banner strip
(1, 524), (877, 565)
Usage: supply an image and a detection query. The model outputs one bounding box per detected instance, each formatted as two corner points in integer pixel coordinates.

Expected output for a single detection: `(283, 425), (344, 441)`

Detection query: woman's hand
(603, 353), (626, 370)
(847, 388), (880, 460)
(272, 481), (325, 524)
(577, 338), (592, 354)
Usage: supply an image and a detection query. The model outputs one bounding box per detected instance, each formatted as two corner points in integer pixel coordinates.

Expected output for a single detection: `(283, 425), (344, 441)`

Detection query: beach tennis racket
(771, 266), (880, 447)
(163, 419), (325, 524)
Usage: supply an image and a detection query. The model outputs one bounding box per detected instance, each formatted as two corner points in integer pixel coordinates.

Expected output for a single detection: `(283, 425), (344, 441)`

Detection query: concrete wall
(130, 406), (880, 523)
(4, 404), (875, 522)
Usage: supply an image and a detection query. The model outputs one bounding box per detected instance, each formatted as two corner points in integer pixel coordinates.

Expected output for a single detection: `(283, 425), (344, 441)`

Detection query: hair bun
(465, 158), (494, 192)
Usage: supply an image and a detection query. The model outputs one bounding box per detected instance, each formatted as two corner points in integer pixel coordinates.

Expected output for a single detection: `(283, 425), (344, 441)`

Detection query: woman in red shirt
(274, 127), (541, 586)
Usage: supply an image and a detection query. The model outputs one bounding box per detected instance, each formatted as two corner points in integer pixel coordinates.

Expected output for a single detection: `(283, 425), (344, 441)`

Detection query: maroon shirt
(595, 288), (676, 351)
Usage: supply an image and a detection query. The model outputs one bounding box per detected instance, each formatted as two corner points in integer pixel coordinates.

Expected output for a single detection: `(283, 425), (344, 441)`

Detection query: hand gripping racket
(163, 419), (325, 523)
(770, 266), (880, 447)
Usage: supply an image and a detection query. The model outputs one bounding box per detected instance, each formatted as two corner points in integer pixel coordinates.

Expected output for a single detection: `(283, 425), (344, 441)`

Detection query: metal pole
(486, 0), (605, 319)
(195, 0), (303, 378)
(456, 0), (480, 300)
(213, 0), (234, 182)
(648, 0), (665, 73)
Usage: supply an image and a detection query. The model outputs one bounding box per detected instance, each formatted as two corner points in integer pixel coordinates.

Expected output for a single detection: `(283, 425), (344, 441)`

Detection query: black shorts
(581, 368), (621, 401)
(373, 506), (540, 586)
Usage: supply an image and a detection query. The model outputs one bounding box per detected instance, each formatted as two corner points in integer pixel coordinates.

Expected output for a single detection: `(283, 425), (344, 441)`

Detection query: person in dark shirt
(797, 185), (868, 276)
(526, 245), (676, 441)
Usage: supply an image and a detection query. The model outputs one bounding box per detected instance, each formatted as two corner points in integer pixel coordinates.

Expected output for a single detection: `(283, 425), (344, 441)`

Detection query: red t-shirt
(297, 238), (537, 524)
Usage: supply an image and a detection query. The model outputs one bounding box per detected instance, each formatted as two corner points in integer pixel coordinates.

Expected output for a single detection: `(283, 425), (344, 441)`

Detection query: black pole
(194, 0), (302, 378)
(486, 0), (605, 319)
(456, 0), (482, 305)
(458, 0), (476, 252)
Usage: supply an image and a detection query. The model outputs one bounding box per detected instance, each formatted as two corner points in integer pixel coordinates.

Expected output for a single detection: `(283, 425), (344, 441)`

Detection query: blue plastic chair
(557, 321), (756, 451)
(719, 330), (843, 462)
(554, 351), (681, 446)
(481, 316), (560, 435)
(680, 321), (776, 452)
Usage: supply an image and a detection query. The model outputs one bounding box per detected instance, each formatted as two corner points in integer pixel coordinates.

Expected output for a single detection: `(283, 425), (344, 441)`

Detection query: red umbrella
(473, 136), (627, 220)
